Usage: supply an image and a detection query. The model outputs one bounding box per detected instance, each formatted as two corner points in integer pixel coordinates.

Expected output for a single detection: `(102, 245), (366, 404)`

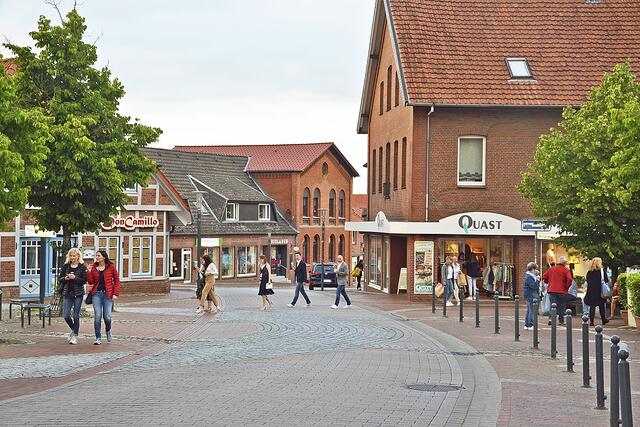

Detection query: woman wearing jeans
(86, 250), (120, 345)
(523, 262), (540, 330)
(59, 248), (87, 345)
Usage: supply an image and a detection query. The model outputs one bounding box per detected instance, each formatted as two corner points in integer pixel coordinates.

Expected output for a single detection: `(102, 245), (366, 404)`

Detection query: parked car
(309, 263), (337, 290)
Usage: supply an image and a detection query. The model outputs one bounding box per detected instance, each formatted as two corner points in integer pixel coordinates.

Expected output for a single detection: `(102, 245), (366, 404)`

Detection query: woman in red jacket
(87, 250), (121, 345)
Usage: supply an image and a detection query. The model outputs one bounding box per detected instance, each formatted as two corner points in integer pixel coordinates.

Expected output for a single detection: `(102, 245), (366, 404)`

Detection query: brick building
(174, 143), (359, 274)
(350, 194), (367, 269)
(346, 0), (640, 298)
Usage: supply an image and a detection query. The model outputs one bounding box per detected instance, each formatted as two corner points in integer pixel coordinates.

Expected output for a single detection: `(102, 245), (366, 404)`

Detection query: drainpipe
(426, 104), (434, 221)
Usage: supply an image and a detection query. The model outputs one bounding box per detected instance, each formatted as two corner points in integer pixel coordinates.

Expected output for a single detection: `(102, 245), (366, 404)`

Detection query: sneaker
(466, 296), (474, 300)
(287, 303), (294, 308)
(331, 305), (339, 309)
(305, 303), (311, 307)
(67, 332), (74, 343)
(94, 338), (102, 345)
(344, 304), (352, 309)
(69, 335), (78, 345)
(195, 307), (204, 314)
(446, 301), (454, 307)
(106, 331), (112, 342)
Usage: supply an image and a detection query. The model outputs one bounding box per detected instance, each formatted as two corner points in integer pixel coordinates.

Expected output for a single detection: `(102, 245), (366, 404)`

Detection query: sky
(0, 0), (375, 193)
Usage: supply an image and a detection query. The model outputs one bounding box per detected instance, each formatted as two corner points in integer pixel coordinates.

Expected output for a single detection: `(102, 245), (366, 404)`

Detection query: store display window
(237, 246), (257, 276)
(221, 247), (234, 278)
(369, 236), (382, 287)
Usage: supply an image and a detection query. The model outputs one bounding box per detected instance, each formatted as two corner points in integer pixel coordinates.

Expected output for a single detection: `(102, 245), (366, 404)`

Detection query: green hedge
(617, 273), (629, 309)
(627, 273), (640, 317)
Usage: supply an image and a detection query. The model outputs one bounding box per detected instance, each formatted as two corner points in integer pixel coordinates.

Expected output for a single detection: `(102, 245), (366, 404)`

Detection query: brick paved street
(1, 286), (638, 426)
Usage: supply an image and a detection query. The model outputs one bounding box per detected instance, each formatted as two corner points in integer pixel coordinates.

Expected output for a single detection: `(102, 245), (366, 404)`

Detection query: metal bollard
(459, 288), (464, 322)
(432, 282), (436, 314)
(610, 336), (621, 427)
(533, 299), (539, 349)
(582, 315), (591, 387)
(595, 325), (607, 410)
(565, 309), (574, 372)
(494, 295), (500, 334)
(551, 303), (557, 359)
(618, 349), (633, 427)
(475, 291), (480, 328)
(443, 284), (448, 318)
(514, 295), (520, 342)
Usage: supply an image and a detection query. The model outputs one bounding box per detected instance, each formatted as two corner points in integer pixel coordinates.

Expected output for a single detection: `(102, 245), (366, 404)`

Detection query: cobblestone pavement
(0, 287), (500, 426)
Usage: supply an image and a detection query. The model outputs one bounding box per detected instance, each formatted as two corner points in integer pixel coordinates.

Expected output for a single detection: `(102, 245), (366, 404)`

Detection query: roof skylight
(506, 58), (532, 79)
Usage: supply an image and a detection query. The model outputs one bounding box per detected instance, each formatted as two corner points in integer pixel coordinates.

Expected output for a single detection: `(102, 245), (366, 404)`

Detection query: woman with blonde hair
(584, 257), (609, 326)
(58, 248), (88, 345)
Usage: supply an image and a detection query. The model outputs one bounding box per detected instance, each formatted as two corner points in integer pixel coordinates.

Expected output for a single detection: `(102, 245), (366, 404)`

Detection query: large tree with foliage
(0, 62), (50, 225)
(4, 7), (160, 248)
(520, 62), (640, 271)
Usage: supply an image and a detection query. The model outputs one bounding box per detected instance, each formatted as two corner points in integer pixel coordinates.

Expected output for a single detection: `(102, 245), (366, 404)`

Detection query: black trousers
(589, 301), (607, 323)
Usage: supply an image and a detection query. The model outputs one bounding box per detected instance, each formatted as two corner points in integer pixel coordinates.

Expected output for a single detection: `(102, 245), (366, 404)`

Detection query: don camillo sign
(101, 215), (159, 231)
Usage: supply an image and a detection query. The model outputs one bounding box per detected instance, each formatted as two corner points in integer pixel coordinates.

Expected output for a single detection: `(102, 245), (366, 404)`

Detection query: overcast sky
(0, 0), (374, 193)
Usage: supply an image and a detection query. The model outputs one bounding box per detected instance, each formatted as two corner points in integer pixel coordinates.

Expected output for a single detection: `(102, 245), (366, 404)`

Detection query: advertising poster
(414, 241), (434, 294)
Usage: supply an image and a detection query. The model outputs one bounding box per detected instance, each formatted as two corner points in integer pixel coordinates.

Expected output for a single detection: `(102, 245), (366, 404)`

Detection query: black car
(309, 263), (337, 290)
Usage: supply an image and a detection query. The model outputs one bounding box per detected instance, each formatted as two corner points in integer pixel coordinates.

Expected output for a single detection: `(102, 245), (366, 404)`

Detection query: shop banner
(414, 241), (434, 294)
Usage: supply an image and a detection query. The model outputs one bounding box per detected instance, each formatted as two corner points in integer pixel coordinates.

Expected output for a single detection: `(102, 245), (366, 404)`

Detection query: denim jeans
(92, 291), (113, 339)
(334, 285), (351, 306)
(525, 300), (535, 327)
(291, 281), (310, 305)
(63, 295), (84, 335)
(446, 278), (455, 302)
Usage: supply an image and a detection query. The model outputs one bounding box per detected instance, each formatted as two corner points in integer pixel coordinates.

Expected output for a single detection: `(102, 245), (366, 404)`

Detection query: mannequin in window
(546, 245), (556, 268)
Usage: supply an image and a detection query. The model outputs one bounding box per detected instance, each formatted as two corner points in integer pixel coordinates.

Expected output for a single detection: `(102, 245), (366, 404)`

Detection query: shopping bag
(542, 291), (551, 316)
(601, 282), (611, 299)
(435, 282), (444, 298)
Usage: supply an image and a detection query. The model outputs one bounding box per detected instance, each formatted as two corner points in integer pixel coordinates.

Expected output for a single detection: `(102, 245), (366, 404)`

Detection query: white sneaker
(69, 335), (78, 345)
(466, 297), (474, 300)
(287, 303), (294, 308)
(67, 332), (74, 343)
(94, 338), (101, 345)
(344, 304), (352, 309)
(195, 307), (204, 314)
(331, 305), (339, 309)
(305, 303), (311, 307)
(446, 301), (454, 307)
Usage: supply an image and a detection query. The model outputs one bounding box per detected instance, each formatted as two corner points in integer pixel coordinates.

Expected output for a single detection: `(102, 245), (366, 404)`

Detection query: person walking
(196, 254), (220, 314)
(258, 255), (274, 310)
(542, 255), (573, 325)
(464, 254), (481, 300)
(354, 258), (364, 290)
(288, 252), (311, 308)
(584, 257), (609, 326)
(59, 248), (87, 345)
(452, 256), (463, 304)
(331, 255), (352, 309)
(86, 250), (120, 345)
(523, 262), (540, 330)
(441, 256), (455, 307)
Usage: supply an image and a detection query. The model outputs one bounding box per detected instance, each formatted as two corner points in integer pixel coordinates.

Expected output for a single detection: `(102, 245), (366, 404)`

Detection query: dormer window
(258, 204), (271, 221)
(226, 203), (239, 221)
(506, 58), (532, 79)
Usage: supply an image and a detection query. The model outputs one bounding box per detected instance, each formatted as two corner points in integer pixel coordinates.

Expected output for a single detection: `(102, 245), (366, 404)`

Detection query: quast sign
(101, 215), (159, 231)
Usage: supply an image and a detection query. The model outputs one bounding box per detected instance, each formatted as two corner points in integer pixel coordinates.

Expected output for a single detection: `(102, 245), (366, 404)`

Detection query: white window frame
(123, 184), (139, 194)
(98, 236), (121, 272)
(237, 245), (257, 277)
(457, 136), (486, 187)
(506, 58), (532, 79)
(20, 240), (40, 276)
(131, 235), (153, 277)
(258, 204), (271, 221)
(225, 203), (239, 221)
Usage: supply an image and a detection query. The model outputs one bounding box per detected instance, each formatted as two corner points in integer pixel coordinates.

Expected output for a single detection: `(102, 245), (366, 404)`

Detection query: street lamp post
(319, 208), (328, 291)
(194, 191), (205, 266)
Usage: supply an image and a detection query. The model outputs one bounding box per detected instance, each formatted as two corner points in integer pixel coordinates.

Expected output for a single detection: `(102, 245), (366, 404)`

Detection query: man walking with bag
(288, 252), (311, 308)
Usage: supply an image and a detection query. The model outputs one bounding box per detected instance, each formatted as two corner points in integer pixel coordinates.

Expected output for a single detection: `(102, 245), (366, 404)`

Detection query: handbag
(542, 291), (551, 316)
(265, 280), (273, 290)
(351, 267), (361, 277)
(85, 292), (93, 305)
(196, 275), (205, 299)
(601, 282), (611, 299)
(434, 282), (444, 298)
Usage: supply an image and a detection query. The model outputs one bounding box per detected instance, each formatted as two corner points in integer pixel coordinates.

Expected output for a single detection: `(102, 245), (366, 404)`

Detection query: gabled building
(347, 0), (640, 297)
(174, 143), (359, 271)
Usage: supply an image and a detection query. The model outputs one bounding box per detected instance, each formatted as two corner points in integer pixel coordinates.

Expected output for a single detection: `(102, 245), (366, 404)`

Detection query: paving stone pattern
(0, 287), (500, 426)
(0, 351), (134, 379)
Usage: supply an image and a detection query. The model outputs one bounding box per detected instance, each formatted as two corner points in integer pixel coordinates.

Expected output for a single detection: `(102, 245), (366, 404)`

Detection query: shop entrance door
(19, 238), (63, 298)
(272, 245), (287, 277)
(182, 249), (192, 283)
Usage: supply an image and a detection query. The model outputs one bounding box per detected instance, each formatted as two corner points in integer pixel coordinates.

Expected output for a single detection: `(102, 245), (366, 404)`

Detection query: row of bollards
(436, 293), (633, 426)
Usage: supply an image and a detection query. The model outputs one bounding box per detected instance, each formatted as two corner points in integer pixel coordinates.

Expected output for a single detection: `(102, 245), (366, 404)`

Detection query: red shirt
(543, 265), (573, 294)
(87, 263), (121, 298)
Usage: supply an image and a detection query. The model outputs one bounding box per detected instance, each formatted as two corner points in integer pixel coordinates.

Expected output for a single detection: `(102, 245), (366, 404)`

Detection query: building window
(386, 66), (392, 111)
(385, 142), (391, 183)
(352, 231), (357, 245)
(338, 234), (345, 257)
(20, 240), (40, 275)
(303, 235), (310, 262)
(379, 81), (384, 115)
(98, 236), (120, 270)
(506, 58), (532, 79)
(393, 140), (398, 190)
(338, 190), (345, 223)
(131, 236), (152, 276)
(458, 136), (486, 186)
(371, 150), (377, 194)
(313, 188), (320, 224)
(123, 184), (138, 194)
(313, 235), (320, 262)
(303, 187), (310, 224)
(401, 137), (407, 189)
(169, 248), (183, 278)
(329, 234), (336, 262)
(378, 147), (383, 191)
(225, 203), (239, 221)
(369, 235), (382, 287)
(258, 203), (271, 221)
(329, 189), (336, 223)
(394, 72), (400, 106)
(221, 247), (235, 277)
(237, 246), (257, 276)
(322, 162), (328, 175)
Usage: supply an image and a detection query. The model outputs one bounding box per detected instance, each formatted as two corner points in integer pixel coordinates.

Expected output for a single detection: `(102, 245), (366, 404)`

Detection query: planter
(634, 315), (640, 329)
(622, 309), (629, 326)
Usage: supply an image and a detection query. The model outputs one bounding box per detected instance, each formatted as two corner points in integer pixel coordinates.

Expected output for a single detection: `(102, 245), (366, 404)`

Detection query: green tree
(520, 62), (640, 272)
(0, 61), (50, 226)
(5, 7), (160, 248)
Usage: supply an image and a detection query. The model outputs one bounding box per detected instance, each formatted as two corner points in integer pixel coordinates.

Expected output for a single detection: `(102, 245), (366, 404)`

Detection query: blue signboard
(521, 219), (551, 232)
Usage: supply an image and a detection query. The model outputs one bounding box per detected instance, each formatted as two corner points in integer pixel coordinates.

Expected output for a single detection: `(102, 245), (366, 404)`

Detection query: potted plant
(617, 273), (629, 324)
(627, 273), (640, 328)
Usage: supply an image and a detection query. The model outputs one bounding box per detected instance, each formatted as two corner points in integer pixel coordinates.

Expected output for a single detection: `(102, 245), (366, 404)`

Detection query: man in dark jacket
(288, 252), (311, 307)
(543, 256), (573, 325)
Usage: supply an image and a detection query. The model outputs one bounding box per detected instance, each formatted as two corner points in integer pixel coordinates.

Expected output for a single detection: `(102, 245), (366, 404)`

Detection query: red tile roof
(389, 0), (640, 106)
(174, 143), (359, 176)
(1, 59), (17, 76)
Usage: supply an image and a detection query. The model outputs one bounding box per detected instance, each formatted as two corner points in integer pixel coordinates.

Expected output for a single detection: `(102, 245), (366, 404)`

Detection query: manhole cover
(406, 384), (463, 392)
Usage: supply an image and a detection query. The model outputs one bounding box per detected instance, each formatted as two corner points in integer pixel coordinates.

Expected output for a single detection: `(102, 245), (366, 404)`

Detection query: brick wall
(1, 261), (15, 282)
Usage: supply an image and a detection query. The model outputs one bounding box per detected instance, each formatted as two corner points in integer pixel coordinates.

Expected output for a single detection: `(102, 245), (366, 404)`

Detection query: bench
(9, 298), (39, 319)
(21, 303), (51, 328)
